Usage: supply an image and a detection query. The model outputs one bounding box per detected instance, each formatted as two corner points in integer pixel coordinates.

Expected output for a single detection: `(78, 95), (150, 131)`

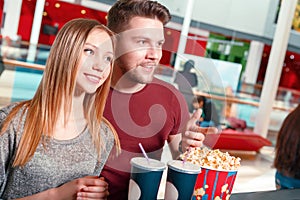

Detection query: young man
(101, 0), (216, 199)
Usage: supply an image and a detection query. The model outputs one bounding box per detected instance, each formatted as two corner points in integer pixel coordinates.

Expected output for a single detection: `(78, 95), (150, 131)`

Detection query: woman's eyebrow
(85, 42), (114, 55)
(84, 42), (98, 48)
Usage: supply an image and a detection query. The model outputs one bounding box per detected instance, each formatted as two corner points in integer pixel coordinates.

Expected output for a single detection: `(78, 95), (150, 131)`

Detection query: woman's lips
(85, 73), (102, 84)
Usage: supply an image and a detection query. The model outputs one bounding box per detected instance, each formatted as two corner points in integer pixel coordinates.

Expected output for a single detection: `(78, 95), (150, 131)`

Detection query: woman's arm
(17, 176), (109, 200)
(0, 108), (17, 198)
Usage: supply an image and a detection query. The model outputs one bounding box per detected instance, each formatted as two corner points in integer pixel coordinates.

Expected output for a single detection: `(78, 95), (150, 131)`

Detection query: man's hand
(181, 109), (218, 152)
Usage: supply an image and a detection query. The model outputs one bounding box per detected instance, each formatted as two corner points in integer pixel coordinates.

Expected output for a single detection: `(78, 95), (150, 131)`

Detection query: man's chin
(139, 75), (155, 84)
(138, 79), (153, 84)
(126, 70), (155, 84)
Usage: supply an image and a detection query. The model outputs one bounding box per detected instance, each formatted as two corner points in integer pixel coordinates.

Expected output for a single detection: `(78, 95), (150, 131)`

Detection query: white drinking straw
(182, 147), (191, 166)
(138, 143), (150, 163)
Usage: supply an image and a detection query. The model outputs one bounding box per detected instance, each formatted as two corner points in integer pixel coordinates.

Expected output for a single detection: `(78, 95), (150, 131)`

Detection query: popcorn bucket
(192, 167), (237, 200)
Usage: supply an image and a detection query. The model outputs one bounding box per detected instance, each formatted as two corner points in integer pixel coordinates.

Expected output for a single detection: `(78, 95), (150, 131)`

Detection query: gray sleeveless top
(0, 104), (115, 199)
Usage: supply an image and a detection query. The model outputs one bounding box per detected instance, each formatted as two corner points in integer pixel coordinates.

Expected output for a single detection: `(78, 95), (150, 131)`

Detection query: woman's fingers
(77, 186), (109, 199)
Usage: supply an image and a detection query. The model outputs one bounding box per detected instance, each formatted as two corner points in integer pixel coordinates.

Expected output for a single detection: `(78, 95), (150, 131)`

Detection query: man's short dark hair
(107, 0), (171, 33)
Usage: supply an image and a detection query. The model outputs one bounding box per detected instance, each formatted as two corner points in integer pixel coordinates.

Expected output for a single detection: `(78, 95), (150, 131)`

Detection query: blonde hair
(0, 18), (120, 166)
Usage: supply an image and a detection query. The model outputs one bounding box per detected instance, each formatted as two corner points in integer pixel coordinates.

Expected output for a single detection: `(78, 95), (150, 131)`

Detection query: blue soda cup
(164, 160), (201, 200)
(128, 157), (166, 200)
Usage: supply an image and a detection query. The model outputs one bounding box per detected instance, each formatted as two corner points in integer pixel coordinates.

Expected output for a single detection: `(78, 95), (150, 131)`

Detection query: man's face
(115, 16), (165, 84)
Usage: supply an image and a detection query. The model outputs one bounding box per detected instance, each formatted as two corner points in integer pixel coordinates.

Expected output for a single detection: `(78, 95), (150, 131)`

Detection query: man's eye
(84, 49), (94, 55)
(138, 40), (146, 45)
(157, 41), (164, 48)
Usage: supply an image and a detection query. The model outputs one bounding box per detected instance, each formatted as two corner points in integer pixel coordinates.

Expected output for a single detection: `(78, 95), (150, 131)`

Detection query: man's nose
(146, 46), (161, 60)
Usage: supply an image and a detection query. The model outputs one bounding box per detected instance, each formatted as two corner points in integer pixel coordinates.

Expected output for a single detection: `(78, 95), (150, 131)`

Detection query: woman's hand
(76, 177), (109, 200)
(18, 176), (109, 200)
(51, 176), (109, 200)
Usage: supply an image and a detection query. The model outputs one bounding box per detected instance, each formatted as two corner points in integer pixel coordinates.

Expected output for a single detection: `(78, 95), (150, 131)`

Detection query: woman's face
(76, 28), (114, 94)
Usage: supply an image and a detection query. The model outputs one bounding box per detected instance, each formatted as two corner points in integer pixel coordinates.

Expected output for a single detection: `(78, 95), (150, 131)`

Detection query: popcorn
(180, 147), (241, 171)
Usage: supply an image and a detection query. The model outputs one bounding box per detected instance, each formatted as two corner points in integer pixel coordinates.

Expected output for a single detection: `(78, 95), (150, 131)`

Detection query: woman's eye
(104, 56), (113, 63)
(84, 49), (94, 55)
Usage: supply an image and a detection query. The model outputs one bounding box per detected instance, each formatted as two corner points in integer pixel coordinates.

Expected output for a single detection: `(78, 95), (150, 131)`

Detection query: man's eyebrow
(132, 36), (149, 40)
(132, 36), (165, 43)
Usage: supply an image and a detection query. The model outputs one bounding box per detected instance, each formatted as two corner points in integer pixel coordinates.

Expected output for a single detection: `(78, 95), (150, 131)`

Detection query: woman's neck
(53, 93), (86, 140)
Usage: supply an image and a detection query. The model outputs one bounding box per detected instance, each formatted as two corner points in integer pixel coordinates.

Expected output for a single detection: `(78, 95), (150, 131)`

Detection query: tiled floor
(230, 146), (276, 193)
(0, 70), (15, 108)
(0, 69), (42, 107)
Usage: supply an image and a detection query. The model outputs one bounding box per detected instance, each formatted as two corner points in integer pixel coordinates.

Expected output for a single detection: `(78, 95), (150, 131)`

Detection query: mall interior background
(1, 0), (300, 86)
(1, 0), (299, 133)
(0, 0), (300, 194)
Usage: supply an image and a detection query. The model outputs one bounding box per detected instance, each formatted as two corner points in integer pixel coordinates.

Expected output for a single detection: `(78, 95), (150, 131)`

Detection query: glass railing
(0, 38), (50, 107)
(0, 37), (50, 68)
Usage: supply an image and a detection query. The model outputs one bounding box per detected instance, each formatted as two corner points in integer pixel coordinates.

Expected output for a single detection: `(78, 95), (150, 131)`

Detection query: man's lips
(140, 63), (156, 72)
(142, 65), (154, 72)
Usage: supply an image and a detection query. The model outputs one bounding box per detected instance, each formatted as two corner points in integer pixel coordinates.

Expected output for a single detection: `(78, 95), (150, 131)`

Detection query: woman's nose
(92, 62), (104, 72)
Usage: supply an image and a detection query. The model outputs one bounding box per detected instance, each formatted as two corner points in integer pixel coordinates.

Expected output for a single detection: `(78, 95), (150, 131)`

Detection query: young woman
(274, 104), (300, 189)
(0, 18), (120, 199)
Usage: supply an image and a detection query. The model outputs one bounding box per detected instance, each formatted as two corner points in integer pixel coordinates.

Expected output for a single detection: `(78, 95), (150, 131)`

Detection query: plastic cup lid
(167, 160), (201, 174)
(130, 157), (166, 171)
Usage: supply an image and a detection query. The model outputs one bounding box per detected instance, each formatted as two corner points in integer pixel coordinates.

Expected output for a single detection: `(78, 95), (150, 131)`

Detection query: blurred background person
(174, 59), (198, 113)
(274, 104), (300, 189)
(193, 95), (220, 128)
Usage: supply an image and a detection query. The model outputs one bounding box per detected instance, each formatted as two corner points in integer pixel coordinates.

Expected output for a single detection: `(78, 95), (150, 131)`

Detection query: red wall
(161, 28), (207, 67)
(3, 0), (300, 92)
(16, 0), (207, 67)
(18, 0), (107, 44)
(0, 0), (3, 30)
(257, 45), (300, 91)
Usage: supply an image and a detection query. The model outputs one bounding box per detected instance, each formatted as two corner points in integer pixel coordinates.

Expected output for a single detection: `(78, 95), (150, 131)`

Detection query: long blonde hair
(0, 18), (120, 166)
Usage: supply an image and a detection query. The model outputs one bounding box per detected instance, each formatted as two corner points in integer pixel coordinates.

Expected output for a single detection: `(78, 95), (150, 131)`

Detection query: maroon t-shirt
(101, 78), (190, 199)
